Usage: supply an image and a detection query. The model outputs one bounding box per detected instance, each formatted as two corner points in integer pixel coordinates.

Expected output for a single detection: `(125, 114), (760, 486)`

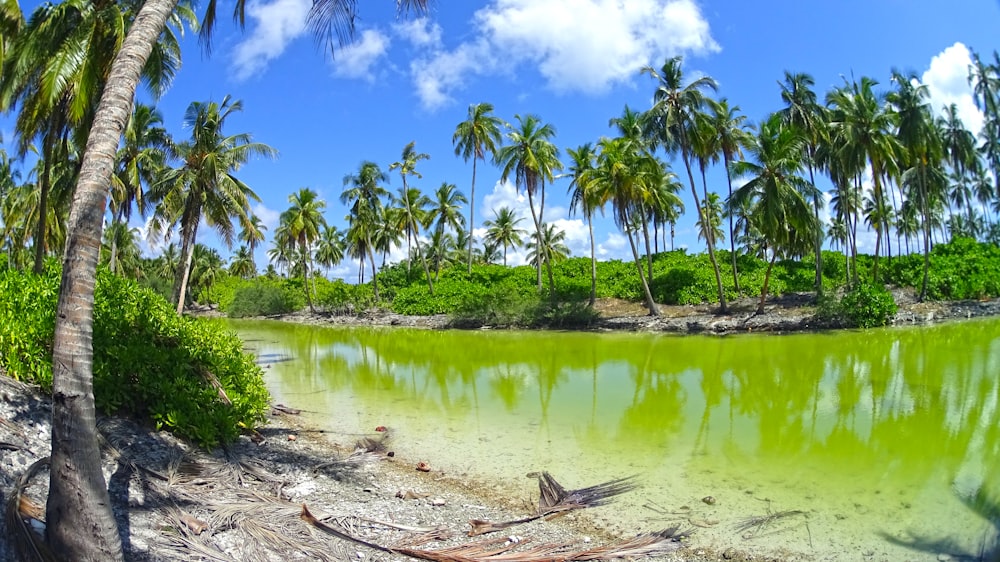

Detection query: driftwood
(468, 472), (639, 536)
(271, 404), (301, 415)
(735, 509), (806, 538)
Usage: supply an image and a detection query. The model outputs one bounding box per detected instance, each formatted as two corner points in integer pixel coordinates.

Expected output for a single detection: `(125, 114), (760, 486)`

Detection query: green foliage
(227, 281), (299, 317)
(0, 266), (270, 447)
(838, 282), (898, 328)
(885, 238), (1000, 300)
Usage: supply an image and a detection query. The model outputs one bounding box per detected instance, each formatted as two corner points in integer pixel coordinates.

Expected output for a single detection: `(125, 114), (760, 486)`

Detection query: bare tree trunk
(48, 0), (179, 559)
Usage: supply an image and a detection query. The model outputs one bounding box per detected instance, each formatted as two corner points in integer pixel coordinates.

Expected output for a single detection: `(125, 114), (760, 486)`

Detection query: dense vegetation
(0, 262), (270, 447)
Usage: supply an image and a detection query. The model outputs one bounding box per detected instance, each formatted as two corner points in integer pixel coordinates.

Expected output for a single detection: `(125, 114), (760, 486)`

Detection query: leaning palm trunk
(467, 157), (477, 273)
(368, 242), (379, 301)
(681, 148), (727, 312)
(627, 226), (659, 316)
(640, 203), (653, 282)
(301, 239), (314, 312)
(49, 0), (179, 559)
(757, 251), (779, 314)
(411, 220), (435, 294)
(526, 189), (544, 292)
(172, 206), (200, 315)
(724, 152), (742, 295)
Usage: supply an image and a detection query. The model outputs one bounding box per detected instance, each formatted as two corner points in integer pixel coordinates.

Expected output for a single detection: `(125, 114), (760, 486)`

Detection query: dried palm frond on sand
(468, 471), (639, 536)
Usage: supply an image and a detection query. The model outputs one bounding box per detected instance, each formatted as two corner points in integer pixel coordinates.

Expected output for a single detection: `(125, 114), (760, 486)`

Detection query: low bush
(0, 265), (270, 447)
(227, 281), (299, 317)
(839, 282), (898, 328)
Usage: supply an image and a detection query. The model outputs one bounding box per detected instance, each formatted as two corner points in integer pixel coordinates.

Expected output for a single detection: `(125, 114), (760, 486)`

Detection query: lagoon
(234, 319), (1000, 561)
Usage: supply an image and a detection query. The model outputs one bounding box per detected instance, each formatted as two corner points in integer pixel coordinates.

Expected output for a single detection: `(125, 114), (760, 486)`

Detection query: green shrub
(227, 281), (298, 317)
(839, 282), (898, 328)
(0, 266), (270, 447)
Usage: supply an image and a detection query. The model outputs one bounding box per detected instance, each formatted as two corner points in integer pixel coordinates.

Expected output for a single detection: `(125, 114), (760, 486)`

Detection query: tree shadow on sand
(881, 486), (1000, 562)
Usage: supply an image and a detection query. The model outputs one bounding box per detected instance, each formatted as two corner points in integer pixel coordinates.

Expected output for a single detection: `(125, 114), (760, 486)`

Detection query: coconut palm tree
(729, 113), (820, 313)
(44, 3), (427, 556)
(229, 245), (256, 279)
(427, 181), (467, 275)
(101, 222), (143, 278)
(495, 114), (562, 293)
(389, 141), (435, 292)
(566, 142), (602, 305)
(582, 136), (661, 316)
(483, 206), (527, 268)
(696, 192), (725, 247)
(281, 187), (326, 311)
(342, 161), (389, 298)
(453, 102), (504, 272)
(238, 213), (267, 276)
(109, 103), (171, 274)
(641, 56), (728, 312)
(778, 72), (827, 290)
(150, 95), (276, 314)
(708, 98), (752, 294)
(315, 225), (346, 277)
(527, 223), (570, 267)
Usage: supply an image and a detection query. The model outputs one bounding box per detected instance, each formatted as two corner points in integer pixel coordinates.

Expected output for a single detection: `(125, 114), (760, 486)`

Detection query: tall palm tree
(641, 56), (728, 312)
(495, 114), (562, 292)
(582, 136), (661, 315)
(109, 103), (171, 274)
(238, 213), (267, 276)
(44, 2), (427, 556)
(281, 187), (326, 311)
(427, 181), (467, 275)
(730, 114), (820, 313)
(527, 223), (570, 267)
(342, 161), (389, 300)
(150, 95), (276, 314)
(389, 141), (435, 292)
(778, 71), (826, 290)
(708, 98), (751, 294)
(566, 142), (602, 305)
(826, 76), (901, 282)
(483, 206), (527, 267)
(453, 102), (504, 272)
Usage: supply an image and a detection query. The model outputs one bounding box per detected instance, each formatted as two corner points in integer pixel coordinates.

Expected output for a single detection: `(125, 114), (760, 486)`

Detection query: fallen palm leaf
(5, 457), (55, 562)
(468, 472), (639, 536)
(735, 509), (806, 537)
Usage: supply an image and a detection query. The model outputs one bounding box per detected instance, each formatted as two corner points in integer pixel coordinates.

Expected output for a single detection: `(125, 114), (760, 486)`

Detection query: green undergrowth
(0, 262), (269, 447)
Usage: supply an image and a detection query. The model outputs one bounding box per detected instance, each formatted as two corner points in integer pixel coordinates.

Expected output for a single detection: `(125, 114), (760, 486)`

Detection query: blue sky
(6, 0), (1000, 280)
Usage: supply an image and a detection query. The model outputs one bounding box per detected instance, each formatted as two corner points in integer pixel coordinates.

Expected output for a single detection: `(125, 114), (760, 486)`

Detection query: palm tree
(281, 188), (326, 311)
(582, 136), (661, 315)
(268, 223), (296, 276)
(826, 76), (901, 282)
(483, 206), (527, 267)
(729, 113), (820, 313)
(778, 72), (826, 290)
(696, 192), (725, 247)
(109, 103), (171, 274)
(238, 214), (267, 276)
(495, 114), (562, 292)
(43, 2), (427, 556)
(566, 142), (602, 305)
(101, 222), (143, 278)
(315, 225), (346, 277)
(389, 141), (435, 292)
(229, 245), (256, 279)
(453, 102), (504, 272)
(641, 56), (728, 312)
(708, 98), (752, 294)
(150, 95), (276, 314)
(427, 181), (467, 275)
(527, 223), (570, 267)
(342, 161), (389, 300)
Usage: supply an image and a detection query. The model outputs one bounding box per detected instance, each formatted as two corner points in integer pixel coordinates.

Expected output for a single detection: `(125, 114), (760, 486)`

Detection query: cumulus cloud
(252, 204), (282, 233)
(332, 29), (391, 81)
(394, 17), (442, 48)
(411, 0), (717, 109)
(231, 0), (311, 80)
(921, 42), (984, 136)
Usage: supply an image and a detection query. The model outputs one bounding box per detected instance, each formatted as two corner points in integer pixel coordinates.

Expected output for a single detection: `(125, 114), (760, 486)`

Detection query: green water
(235, 319), (1000, 560)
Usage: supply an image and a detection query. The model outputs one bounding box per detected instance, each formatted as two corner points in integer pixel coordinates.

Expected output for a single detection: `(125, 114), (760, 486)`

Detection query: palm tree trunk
(682, 148), (728, 312)
(368, 241), (379, 301)
(526, 189), (544, 292)
(807, 160), (821, 294)
(467, 157), (477, 273)
(627, 228), (659, 316)
(48, 0), (178, 558)
(33, 119), (60, 274)
(757, 251), (779, 314)
(173, 219), (199, 315)
(301, 239), (314, 312)
(725, 152), (742, 295)
(588, 214), (597, 307)
(640, 202), (653, 282)
(919, 163), (932, 302)
(412, 218), (435, 294)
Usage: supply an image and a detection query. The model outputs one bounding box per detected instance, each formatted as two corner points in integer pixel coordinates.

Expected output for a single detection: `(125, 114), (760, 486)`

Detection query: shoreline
(193, 290), (1000, 335)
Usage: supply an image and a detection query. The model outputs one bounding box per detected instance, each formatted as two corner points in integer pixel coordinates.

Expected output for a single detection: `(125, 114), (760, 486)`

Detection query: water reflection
(235, 319), (1000, 558)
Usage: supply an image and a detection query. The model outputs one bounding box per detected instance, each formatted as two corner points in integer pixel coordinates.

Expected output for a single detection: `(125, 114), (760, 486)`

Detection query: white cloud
(231, 0), (311, 80)
(921, 42), (984, 136)
(394, 18), (442, 48)
(411, 0), (717, 109)
(252, 203), (281, 233)
(332, 29), (391, 81)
